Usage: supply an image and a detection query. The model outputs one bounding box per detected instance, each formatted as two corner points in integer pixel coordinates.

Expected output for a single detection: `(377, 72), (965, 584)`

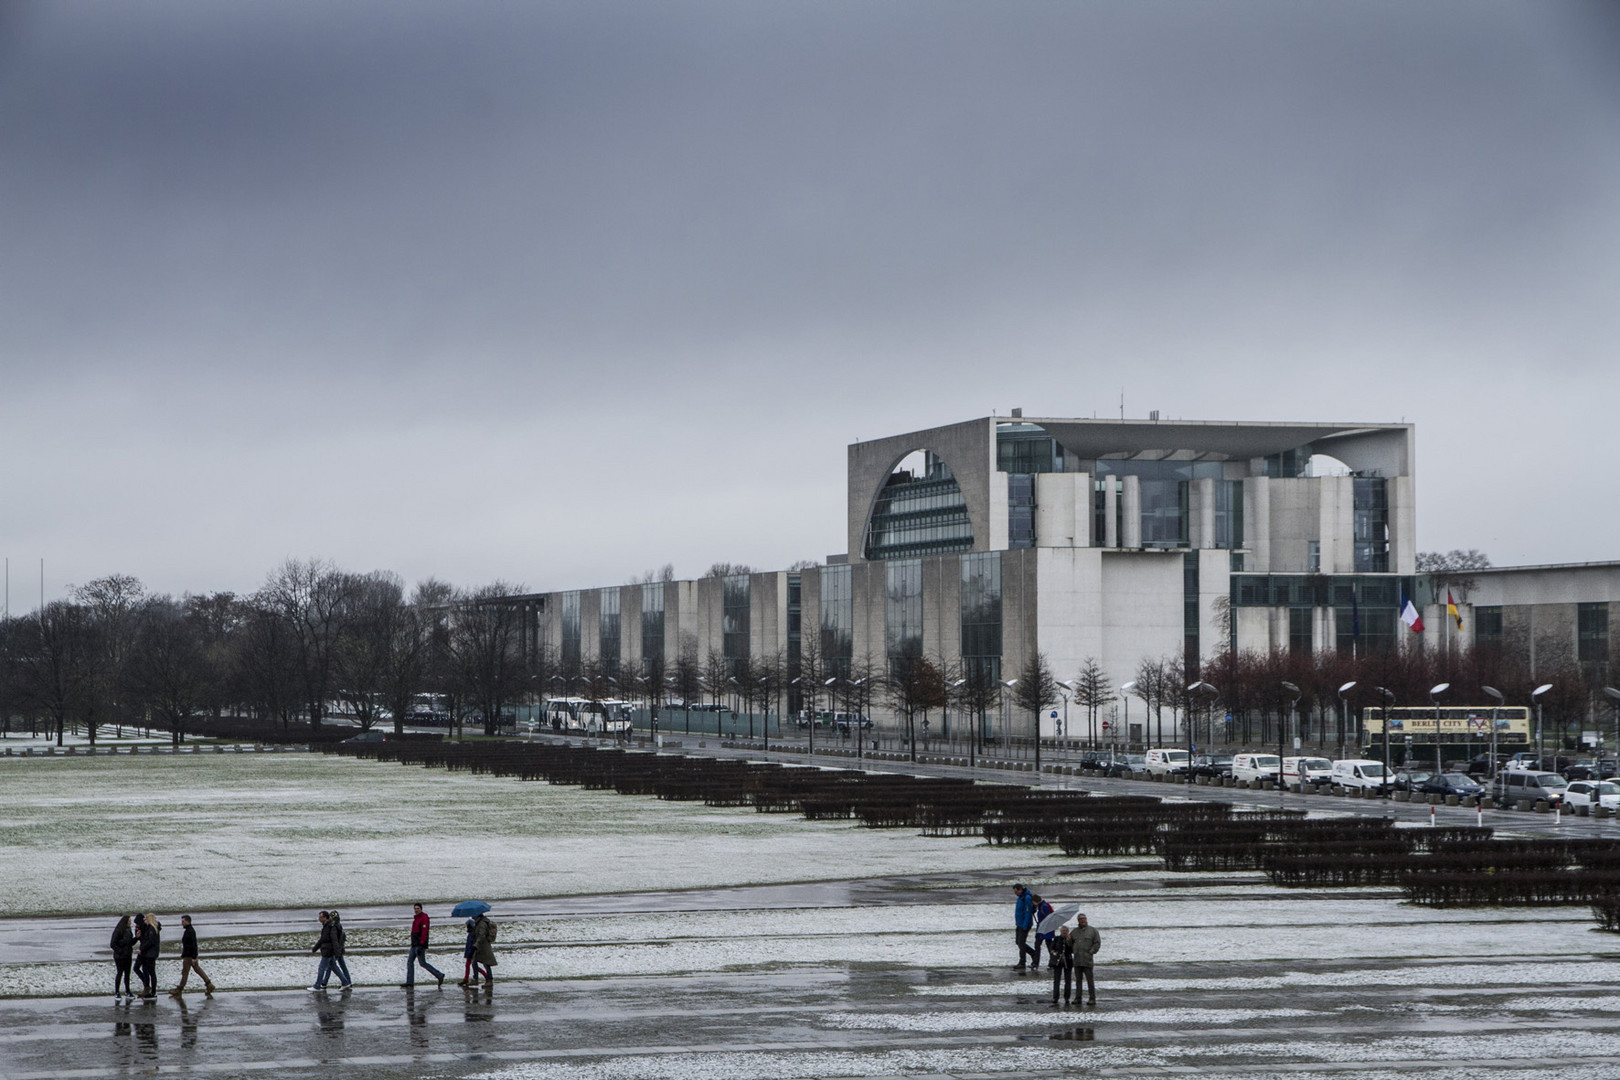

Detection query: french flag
(1399, 589), (1424, 634)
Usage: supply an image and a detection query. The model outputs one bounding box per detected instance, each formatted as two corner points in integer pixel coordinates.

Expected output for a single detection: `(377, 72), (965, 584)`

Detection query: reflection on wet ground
(3, 868), (1620, 1079)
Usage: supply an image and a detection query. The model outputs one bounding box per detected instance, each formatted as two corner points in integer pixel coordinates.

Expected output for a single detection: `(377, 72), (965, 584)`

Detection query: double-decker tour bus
(1361, 705), (1531, 766)
(544, 697), (634, 735)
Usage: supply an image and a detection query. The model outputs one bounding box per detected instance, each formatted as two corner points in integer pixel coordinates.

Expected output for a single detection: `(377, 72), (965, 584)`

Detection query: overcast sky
(2, 0), (1617, 604)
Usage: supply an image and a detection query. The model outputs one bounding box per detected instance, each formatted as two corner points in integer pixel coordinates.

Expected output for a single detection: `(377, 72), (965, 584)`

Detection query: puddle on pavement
(1051, 1026), (1096, 1041)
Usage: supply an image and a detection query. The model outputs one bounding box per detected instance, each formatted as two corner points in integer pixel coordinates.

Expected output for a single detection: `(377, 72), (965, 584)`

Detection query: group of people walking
(110, 913), (214, 999)
(1012, 883), (1101, 1006)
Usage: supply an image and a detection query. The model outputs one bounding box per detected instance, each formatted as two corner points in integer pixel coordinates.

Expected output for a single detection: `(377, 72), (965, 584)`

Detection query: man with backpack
(1011, 884), (1038, 971)
(309, 912), (339, 991)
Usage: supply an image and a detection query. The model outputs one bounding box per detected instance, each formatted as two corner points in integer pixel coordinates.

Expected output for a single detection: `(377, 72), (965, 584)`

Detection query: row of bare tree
(0, 560), (535, 745)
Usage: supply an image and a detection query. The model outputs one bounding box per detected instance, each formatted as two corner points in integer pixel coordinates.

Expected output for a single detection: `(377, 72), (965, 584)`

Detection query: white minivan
(1231, 753), (1281, 784)
(1143, 748), (1192, 777)
(1284, 756), (1334, 788)
(1331, 758), (1388, 791)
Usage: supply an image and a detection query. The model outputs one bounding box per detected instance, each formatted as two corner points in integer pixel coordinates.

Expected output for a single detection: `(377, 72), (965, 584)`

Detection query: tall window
(599, 589), (621, 678)
(819, 564), (853, 681)
(641, 581), (665, 676)
(960, 552), (1002, 686)
(1353, 478), (1390, 572)
(1213, 479), (1244, 550)
(1183, 552), (1200, 672)
(1289, 607), (1312, 655)
(1007, 474), (1035, 549)
(885, 559), (923, 661)
(723, 575), (750, 675)
(560, 591), (581, 668)
(1579, 602), (1609, 664)
(1474, 605), (1503, 648)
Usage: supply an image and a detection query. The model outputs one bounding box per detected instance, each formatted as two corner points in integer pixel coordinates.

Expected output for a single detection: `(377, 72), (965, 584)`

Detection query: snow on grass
(0, 753), (1034, 917)
(824, 1007), (1316, 1030)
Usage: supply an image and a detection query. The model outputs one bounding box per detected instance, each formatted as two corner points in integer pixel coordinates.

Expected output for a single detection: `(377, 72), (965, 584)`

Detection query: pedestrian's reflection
(134, 1019), (158, 1058)
(463, 983), (494, 1023)
(405, 986), (429, 1049)
(315, 987), (350, 1034)
(175, 993), (209, 1050)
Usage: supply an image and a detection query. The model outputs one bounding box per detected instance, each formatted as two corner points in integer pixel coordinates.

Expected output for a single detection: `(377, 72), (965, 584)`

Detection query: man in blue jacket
(1012, 884), (1039, 971)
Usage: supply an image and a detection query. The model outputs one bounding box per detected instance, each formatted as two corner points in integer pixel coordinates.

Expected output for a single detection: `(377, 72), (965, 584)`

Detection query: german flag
(1447, 591), (1463, 631)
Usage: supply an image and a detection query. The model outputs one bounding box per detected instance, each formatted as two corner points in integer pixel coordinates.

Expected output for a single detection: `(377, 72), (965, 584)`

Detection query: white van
(1331, 758), (1389, 791)
(1231, 753), (1281, 784)
(1143, 748), (1192, 777)
(1284, 756), (1333, 788)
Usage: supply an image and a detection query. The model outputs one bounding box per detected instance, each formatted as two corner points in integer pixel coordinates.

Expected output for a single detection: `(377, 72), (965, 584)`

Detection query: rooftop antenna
(1120, 390), (1124, 420)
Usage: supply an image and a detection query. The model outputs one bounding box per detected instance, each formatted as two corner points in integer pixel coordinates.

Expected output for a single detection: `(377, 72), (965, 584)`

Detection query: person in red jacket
(402, 903), (445, 988)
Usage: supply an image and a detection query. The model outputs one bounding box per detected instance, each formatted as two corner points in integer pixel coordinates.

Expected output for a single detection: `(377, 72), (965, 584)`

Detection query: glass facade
(1214, 479), (1244, 550)
(864, 452), (974, 560)
(1289, 606), (1312, 655)
(885, 558), (923, 660)
(599, 589), (621, 677)
(1183, 551), (1200, 671)
(559, 590), (582, 668)
(819, 564), (853, 680)
(1235, 574), (1406, 655)
(1007, 474), (1035, 549)
(1474, 605), (1503, 647)
(723, 574), (750, 674)
(1095, 460), (1231, 549)
(1579, 602), (1609, 664)
(1353, 477), (1390, 572)
(641, 581), (665, 676)
(996, 424), (1064, 473)
(960, 552), (1002, 687)
(1093, 476), (1122, 545)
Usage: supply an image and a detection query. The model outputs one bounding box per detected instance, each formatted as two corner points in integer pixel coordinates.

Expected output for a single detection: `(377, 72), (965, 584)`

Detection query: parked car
(1562, 780), (1620, 811)
(1331, 758), (1389, 792)
(340, 730), (387, 744)
(1143, 748), (1193, 778)
(1392, 769), (1434, 792)
(1231, 753), (1282, 784)
(1564, 759), (1618, 781)
(1190, 753), (1234, 780)
(1103, 753), (1147, 778)
(1492, 770), (1569, 806)
(1465, 753), (1514, 777)
(1417, 773), (1486, 799)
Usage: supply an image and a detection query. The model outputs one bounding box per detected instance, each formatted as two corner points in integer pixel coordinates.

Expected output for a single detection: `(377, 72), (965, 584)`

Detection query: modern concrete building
(528, 413), (1479, 740)
(1423, 561), (1620, 679)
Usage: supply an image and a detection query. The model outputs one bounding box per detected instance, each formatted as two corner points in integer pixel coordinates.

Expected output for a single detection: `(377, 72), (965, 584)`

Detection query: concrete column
(1104, 479), (1119, 549)
(1121, 476), (1141, 548)
(1195, 478), (1216, 549)
(1247, 474), (1271, 572)
(1078, 472), (1093, 546)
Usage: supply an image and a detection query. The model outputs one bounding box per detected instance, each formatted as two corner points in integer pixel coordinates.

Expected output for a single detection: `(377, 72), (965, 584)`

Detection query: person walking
(1012, 884), (1039, 971)
(402, 903), (445, 989)
(110, 915), (136, 999)
(471, 911), (498, 986)
(1071, 912), (1102, 1006)
(1031, 893), (1055, 969)
(458, 918), (488, 986)
(169, 915), (216, 997)
(328, 910), (353, 988)
(135, 914), (162, 998)
(1049, 925), (1076, 1005)
(309, 911), (339, 991)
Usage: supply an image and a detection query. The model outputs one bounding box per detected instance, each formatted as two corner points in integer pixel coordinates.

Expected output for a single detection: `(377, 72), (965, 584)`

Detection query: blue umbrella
(451, 901), (490, 918)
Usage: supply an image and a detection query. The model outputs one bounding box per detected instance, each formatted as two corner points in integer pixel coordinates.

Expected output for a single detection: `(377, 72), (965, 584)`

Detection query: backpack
(485, 919), (497, 942)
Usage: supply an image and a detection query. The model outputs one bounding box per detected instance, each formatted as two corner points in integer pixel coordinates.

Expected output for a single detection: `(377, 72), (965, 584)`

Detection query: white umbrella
(1036, 903), (1079, 936)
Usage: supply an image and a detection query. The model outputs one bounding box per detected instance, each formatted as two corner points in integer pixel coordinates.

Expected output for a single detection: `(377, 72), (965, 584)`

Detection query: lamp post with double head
(1000, 678), (1018, 761)
(1482, 685), (1505, 780)
(1429, 682), (1451, 776)
(1187, 681), (1218, 786)
(1119, 681), (1137, 760)
(1337, 681), (1357, 762)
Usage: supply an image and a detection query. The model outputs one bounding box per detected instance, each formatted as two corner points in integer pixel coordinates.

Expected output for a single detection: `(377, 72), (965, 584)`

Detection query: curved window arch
(863, 450), (974, 561)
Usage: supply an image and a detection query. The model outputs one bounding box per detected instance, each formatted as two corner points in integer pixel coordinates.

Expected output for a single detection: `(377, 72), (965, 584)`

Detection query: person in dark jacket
(328, 911), (353, 988)
(1049, 925), (1076, 1005)
(110, 915), (135, 999)
(134, 914), (162, 998)
(402, 903), (445, 988)
(471, 913), (498, 986)
(168, 915), (215, 997)
(1012, 884), (1039, 971)
(1031, 894), (1055, 969)
(1071, 912), (1102, 1006)
(309, 911), (338, 991)
(458, 918), (487, 986)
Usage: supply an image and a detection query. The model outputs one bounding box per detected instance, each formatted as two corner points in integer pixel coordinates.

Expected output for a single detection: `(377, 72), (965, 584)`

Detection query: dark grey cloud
(2, 0), (1617, 600)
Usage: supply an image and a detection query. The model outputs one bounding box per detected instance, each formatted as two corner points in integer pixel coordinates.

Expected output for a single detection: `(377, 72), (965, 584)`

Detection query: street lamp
(1119, 681), (1137, 758)
(1375, 687), (1396, 798)
(1482, 685), (1504, 780)
(948, 678), (965, 749)
(1532, 682), (1554, 770)
(1428, 683), (1451, 776)
(1280, 681), (1301, 787)
(850, 676), (869, 759)
(1604, 688), (1620, 779)
(1057, 680), (1078, 744)
(1337, 681), (1357, 762)
(1187, 681), (1218, 785)
(1000, 678), (1018, 763)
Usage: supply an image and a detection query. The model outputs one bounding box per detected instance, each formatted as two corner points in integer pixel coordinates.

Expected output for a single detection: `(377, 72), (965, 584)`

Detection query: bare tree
(333, 572), (407, 732)
(1012, 651), (1060, 752)
(72, 574), (146, 743)
(10, 602), (96, 746)
(450, 583), (530, 737)
(887, 649), (946, 762)
(1071, 656), (1113, 745)
(261, 559), (348, 731)
(128, 595), (207, 746)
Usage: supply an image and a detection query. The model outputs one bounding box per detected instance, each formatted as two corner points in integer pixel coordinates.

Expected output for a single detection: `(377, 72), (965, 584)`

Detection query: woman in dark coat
(135, 913), (162, 998)
(110, 915), (135, 999)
